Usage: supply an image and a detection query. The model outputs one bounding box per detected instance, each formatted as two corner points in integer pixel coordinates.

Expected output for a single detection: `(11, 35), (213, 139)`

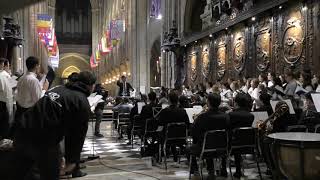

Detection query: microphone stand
(87, 111), (100, 161)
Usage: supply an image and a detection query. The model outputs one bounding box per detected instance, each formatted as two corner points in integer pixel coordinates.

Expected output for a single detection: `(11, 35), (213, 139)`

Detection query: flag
(90, 54), (97, 68)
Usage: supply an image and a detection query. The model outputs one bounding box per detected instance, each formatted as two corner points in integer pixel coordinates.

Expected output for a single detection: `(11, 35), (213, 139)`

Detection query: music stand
(87, 113), (100, 161)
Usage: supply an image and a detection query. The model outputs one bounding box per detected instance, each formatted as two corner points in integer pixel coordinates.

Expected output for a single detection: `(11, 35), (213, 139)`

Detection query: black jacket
(117, 80), (133, 96)
(228, 108), (254, 130)
(158, 105), (189, 138)
(14, 82), (91, 148)
(192, 108), (228, 145)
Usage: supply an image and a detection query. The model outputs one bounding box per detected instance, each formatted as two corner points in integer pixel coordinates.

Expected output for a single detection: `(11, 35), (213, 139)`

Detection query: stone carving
(202, 49), (210, 78)
(232, 32), (245, 72)
(255, 19), (271, 72)
(201, 0), (214, 30)
(217, 41), (227, 78)
(190, 54), (197, 81)
(282, 10), (304, 66)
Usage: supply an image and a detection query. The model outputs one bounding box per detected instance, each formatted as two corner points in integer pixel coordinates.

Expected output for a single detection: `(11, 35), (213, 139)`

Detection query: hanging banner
(37, 14), (60, 68)
(150, 0), (161, 18)
(90, 54), (97, 68)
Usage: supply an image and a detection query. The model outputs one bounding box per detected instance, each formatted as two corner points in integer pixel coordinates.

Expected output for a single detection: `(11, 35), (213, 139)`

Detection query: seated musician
(138, 92), (158, 131)
(259, 101), (293, 176)
(113, 97), (133, 139)
(299, 92), (320, 132)
(158, 91), (189, 162)
(191, 93), (228, 177)
(228, 93), (254, 178)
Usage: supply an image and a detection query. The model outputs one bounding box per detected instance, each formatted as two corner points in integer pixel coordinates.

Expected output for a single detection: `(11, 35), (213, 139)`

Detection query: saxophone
(258, 101), (289, 134)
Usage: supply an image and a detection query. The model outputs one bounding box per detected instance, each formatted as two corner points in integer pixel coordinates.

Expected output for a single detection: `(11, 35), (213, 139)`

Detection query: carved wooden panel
(201, 49), (210, 78)
(232, 30), (245, 73)
(216, 35), (227, 78)
(281, 9), (305, 66)
(190, 53), (197, 81)
(255, 18), (271, 72)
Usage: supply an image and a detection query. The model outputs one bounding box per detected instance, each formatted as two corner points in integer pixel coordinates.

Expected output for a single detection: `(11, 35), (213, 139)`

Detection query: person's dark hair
(273, 77), (282, 87)
(259, 73), (268, 82)
(179, 95), (189, 108)
(77, 71), (96, 86)
(3, 59), (9, 67)
(223, 82), (230, 90)
(68, 72), (79, 83)
(235, 93), (250, 108)
(185, 86), (190, 89)
(301, 71), (313, 89)
(160, 92), (167, 98)
(148, 91), (157, 102)
(0, 58), (7, 64)
(207, 93), (221, 109)
(26, 56), (39, 71)
(123, 97), (129, 103)
(168, 91), (179, 105)
(285, 70), (294, 79)
(304, 92), (314, 103)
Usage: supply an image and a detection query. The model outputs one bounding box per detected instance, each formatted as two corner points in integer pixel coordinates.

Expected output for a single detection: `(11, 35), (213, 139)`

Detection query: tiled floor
(76, 122), (271, 180)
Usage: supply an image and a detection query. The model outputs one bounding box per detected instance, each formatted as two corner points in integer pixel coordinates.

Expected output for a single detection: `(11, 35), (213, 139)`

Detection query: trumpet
(257, 101), (289, 134)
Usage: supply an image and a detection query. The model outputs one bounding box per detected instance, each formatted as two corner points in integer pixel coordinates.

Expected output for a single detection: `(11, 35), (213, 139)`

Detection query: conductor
(117, 75), (133, 96)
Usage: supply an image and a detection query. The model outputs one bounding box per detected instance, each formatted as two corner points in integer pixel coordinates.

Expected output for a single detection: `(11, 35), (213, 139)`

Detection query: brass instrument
(257, 101), (289, 134)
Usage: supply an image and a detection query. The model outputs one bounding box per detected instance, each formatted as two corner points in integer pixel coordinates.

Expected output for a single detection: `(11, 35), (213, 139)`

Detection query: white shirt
(316, 85), (320, 93)
(268, 81), (274, 88)
(206, 88), (213, 94)
(16, 72), (45, 108)
(0, 70), (13, 117)
(251, 88), (263, 109)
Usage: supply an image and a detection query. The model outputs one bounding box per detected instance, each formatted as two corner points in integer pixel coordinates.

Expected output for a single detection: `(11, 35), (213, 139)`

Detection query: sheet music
(193, 106), (203, 111)
(185, 108), (203, 123)
(311, 93), (320, 113)
(251, 111), (269, 128)
(87, 94), (103, 108)
(137, 102), (145, 114)
(162, 103), (169, 109)
(295, 85), (308, 95)
(270, 99), (295, 114)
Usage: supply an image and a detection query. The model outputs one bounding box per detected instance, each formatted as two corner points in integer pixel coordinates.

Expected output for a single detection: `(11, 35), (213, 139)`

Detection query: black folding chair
(117, 113), (130, 139)
(131, 115), (144, 148)
(140, 118), (159, 158)
(286, 125), (308, 132)
(152, 107), (162, 118)
(163, 122), (188, 171)
(229, 127), (262, 180)
(111, 110), (119, 136)
(189, 129), (230, 180)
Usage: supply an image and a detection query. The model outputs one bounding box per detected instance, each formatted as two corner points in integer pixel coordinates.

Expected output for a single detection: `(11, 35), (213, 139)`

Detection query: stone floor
(74, 122), (271, 180)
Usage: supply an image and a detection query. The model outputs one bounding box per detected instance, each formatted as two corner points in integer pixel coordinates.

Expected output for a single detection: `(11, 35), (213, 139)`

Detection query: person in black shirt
(158, 91), (189, 162)
(191, 93), (228, 177)
(228, 93), (254, 178)
(11, 71), (96, 180)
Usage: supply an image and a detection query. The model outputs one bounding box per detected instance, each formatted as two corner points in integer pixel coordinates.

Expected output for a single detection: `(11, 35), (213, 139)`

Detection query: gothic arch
(56, 53), (90, 78)
(150, 37), (161, 87)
